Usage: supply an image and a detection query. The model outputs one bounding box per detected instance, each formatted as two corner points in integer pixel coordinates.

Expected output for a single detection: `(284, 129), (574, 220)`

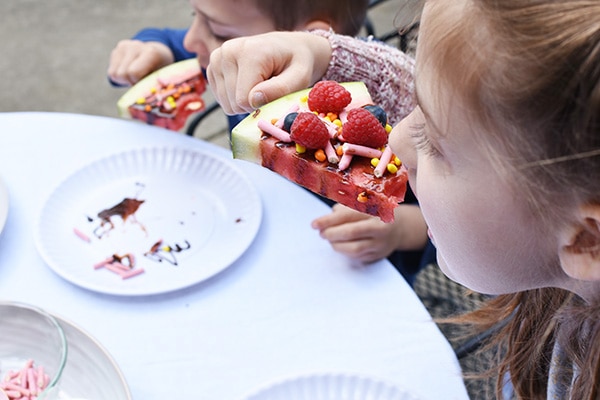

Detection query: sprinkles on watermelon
(117, 59), (207, 132)
(232, 81), (408, 223)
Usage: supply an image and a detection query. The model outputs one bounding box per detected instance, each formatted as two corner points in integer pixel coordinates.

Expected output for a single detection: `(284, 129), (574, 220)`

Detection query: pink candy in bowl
(0, 301), (67, 399)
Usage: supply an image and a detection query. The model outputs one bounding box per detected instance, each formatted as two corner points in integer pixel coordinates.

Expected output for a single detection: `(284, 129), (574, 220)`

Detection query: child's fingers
(208, 32), (319, 115)
(207, 46), (250, 115)
(248, 65), (313, 109)
(311, 204), (369, 230)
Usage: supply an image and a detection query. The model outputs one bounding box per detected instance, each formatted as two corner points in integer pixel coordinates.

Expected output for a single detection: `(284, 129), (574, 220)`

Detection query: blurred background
(2, 0), (192, 118)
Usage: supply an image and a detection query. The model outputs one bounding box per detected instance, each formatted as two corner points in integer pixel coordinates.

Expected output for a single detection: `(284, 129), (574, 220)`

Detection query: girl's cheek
(389, 117), (417, 171)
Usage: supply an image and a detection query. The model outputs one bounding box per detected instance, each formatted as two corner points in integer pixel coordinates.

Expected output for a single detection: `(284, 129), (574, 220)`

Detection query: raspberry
(307, 81), (352, 114)
(290, 112), (331, 149)
(342, 108), (388, 148)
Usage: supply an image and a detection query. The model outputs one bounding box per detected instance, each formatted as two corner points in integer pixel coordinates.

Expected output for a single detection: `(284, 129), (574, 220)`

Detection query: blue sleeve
(226, 114), (248, 134)
(132, 28), (196, 62)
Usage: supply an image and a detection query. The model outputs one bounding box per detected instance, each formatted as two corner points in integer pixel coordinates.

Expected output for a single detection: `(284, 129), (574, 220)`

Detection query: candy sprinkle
(295, 143), (307, 154)
(357, 192), (369, 203)
(315, 149), (327, 162)
(387, 163), (399, 174)
(73, 227), (91, 243)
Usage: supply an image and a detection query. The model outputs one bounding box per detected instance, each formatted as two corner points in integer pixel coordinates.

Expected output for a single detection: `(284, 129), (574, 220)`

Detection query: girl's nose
(183, 23), (210, 68)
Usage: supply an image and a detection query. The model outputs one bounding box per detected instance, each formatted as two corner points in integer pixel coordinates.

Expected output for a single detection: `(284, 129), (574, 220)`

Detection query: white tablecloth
(0, 112), (468, 399)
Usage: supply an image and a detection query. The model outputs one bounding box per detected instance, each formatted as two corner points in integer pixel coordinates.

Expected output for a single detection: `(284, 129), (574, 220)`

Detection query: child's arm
(313, 30), (416, 125)
(207, 30), (416, 123)
(107, 28), (195, 87)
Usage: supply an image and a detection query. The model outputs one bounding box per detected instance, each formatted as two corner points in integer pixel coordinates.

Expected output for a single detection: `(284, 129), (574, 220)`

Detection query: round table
(0, 112), (468, 400)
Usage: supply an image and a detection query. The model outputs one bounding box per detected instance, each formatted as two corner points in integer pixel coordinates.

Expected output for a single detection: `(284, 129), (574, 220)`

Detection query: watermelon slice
(232, 81), (408, 223)
(117, 58), (207, 132)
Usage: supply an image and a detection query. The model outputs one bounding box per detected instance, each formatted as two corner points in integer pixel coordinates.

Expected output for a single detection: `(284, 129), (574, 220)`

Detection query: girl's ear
(559, 203), (600, 281)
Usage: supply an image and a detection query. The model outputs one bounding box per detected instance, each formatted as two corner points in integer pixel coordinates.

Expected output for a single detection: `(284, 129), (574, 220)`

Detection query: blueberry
(283, 112), (298, 132)
(363, 105), (387, 127)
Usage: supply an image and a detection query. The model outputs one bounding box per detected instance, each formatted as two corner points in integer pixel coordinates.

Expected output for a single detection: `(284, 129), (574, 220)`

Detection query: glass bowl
(0, 301), (67, 399)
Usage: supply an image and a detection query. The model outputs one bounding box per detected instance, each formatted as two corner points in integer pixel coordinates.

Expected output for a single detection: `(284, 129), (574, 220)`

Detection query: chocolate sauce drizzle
(83, 182), (194, 268)
(144, 239), (191, 266)
(93, 197), (146, 239)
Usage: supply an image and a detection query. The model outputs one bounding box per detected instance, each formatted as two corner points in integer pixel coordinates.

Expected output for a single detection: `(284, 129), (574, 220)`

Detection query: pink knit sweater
(313, 30), (416, 125)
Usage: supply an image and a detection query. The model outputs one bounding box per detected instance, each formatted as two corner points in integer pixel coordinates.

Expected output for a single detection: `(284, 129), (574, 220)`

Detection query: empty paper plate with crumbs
(242, 373), (423, 400)
(34, 146), (262, 296)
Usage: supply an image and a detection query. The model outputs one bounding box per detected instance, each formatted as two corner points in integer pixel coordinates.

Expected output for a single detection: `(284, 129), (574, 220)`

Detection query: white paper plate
(0, 174), (8, 236)
(34, 146), (262, 296)
(243, 373), (422, 400)
(54, 314), (132, 399)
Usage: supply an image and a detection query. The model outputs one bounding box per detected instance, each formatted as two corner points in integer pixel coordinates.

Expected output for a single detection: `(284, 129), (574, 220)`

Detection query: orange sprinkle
(315, 149), (327, 162)
(270, 118), (278, 125)
(336, 146), (344, 157)
(327, 112), (338, 121)
(357, 192), (368, 203)
(145, 105), (152, 112)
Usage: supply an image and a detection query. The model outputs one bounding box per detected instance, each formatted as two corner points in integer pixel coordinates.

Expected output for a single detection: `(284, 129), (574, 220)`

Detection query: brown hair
(254, 0), (369, 36)
(424, 0), (600, 398)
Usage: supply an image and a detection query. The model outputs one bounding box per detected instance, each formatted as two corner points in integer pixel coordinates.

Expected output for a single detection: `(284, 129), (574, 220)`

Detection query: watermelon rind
(231, 82), (372, 164)
(116, 58), (201, 119)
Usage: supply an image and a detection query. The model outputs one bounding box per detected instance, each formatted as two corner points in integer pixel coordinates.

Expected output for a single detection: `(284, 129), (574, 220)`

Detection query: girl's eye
(212, 33), (233, 43)
(409, 123), (441, 157)
(190, 11), (233, 43)
(206, 22), (234, 43)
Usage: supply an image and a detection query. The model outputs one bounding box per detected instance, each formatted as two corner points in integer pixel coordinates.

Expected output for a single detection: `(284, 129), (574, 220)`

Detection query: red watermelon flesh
(259, 136), (407, 222)
(232, 82), (407, 223)
(117, 59), (207, 132)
